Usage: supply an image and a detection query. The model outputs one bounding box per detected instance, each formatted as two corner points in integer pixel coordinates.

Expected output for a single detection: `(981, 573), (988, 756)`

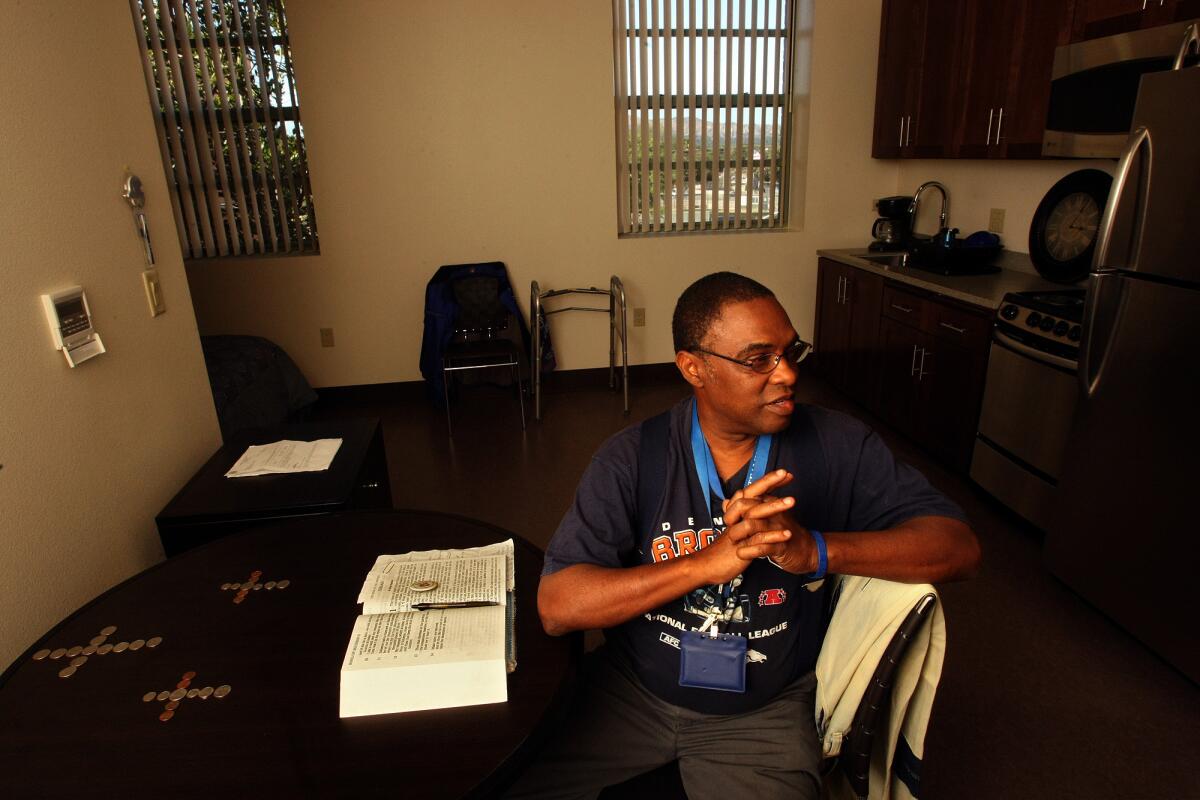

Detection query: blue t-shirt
(543, 399), (966, 715)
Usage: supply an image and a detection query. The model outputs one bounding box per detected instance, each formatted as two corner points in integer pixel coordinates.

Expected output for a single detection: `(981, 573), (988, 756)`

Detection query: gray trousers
(505, 646), (821, 800)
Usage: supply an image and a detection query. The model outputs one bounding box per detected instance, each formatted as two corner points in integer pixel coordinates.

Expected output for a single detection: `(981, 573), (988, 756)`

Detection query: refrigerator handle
(1078, 273), (1125, 399)
(1172, 22), (1198, 70)
(1094, 126), (1151, 272)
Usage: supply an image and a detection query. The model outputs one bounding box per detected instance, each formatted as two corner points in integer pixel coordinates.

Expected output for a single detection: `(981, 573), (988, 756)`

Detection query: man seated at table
(507, 272), (980, 799)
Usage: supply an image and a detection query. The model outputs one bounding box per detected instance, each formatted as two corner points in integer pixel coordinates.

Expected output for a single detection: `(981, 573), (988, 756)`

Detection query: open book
(339, 539), (516, 718)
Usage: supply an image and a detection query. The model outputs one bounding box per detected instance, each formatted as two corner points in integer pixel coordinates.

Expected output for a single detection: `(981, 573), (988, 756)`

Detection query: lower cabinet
(815, 259), (884, 409)
(815, 259), (992, 472)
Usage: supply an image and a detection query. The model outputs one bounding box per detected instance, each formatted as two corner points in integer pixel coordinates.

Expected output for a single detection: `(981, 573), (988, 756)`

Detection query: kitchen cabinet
(816, 263), (992, 472)
(1069, 0), (1200, 42)
(951, 0), (1074, 159)
(814, 259), (884, 409)
(873, 0), (1073, 159)
(871, 0), (958, 159)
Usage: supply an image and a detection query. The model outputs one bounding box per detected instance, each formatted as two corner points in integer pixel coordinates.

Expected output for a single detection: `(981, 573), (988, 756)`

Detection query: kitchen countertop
(817, 248), (1069, 310)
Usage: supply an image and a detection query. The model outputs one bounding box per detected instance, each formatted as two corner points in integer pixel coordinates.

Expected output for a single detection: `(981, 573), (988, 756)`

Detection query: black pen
(412, 600), (499, 610)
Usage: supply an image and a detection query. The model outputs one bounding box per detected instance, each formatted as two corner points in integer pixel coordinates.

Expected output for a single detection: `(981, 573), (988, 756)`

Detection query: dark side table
(156, 418), (392, 557)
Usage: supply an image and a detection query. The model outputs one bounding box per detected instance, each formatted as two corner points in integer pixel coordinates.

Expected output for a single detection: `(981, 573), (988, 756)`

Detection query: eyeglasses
(693, 339), (812, 374)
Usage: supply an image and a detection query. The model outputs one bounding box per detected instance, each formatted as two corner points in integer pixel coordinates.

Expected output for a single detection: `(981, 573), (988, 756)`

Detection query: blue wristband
(803, 529), (827, 583)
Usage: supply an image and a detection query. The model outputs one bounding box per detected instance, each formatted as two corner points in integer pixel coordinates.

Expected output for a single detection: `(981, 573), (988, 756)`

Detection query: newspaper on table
(225, 438), (342, 477)
(339, 539), (517, 718)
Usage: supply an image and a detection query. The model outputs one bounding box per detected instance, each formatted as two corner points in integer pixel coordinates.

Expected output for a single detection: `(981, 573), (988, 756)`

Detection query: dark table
(0, 511), (580, 798)
(156, 418), (392, 557)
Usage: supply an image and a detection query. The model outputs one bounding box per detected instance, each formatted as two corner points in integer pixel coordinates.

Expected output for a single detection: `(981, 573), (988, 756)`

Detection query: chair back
(452, 276), (508, 335)
(840, 593), (937, 800)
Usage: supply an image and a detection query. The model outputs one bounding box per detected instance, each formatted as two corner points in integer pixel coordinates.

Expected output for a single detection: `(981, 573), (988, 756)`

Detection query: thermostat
(41, 286), (106, 367)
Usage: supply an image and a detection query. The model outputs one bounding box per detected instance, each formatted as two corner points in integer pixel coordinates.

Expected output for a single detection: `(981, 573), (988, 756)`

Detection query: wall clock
(1028, 169), (1113, 284)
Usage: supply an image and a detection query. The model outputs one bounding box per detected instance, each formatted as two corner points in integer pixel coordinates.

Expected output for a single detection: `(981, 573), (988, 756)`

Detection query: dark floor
(314, 365), (1200, 800)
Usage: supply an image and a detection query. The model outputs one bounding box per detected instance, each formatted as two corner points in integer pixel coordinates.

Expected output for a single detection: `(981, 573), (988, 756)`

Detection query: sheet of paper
(342, 606), (506, 669)
(358, 539), (516, 600)
(359, 554), (506, 615)
(225, 438), (342, 477)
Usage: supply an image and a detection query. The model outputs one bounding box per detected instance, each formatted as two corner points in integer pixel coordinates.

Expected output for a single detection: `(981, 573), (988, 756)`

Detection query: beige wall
(186, 0), (895, 387)
(0, 3), (221, 667)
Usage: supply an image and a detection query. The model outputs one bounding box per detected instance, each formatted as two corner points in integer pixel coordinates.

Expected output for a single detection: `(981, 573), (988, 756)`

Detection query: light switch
(142, 269), (165, 316)
(988, 208), (1006, 233)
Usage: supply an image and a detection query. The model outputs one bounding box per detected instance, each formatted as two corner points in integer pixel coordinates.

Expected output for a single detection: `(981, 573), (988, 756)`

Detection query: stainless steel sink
(857, 251), (910, 270)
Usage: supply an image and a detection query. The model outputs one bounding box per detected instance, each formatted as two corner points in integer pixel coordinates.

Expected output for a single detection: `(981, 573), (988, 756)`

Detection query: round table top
(0, 510), (579, 798)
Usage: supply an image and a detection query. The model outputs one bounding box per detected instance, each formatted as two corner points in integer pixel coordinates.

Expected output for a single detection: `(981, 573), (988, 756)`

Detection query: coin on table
(90, 636), (107, 647)
(142, 691), (157, 703)
(276, 579), (290, 590)
(264, 581), (277, 590)
(182, 670), (196, 681)
(228, 582), (241, 591)
(146, 637), (163, 648)
(113, 641), (129, 653)
(186, 688), (199, 698)
(156, 691), (170, 702)
(253, 583), (263, 591)
(129, 639), (146, 651)
(58, 666), (77, 678)
(169, 689), (186, 702)
(410, 579), (439, 592)
(97, 644), (113, 655)
(198, 687), (214, 699)
(32, 649), (51, 661)
(213, 685), (231, 699)
(220, 583), (231, 591)
(69, 656), (87, 668)
(165, 700), (180, 711)
(50, 648), (67, 660)
(250, 570), (262, 579)
(82, 645), (97, 656)
(100, 625), (117, 637)
(159, 710), (174, 722)
(176, 680), (191, 690)
(66, 646), (83, 658)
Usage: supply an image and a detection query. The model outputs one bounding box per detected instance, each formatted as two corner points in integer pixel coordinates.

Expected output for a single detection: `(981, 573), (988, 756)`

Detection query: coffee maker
(869, 195), (911, 251)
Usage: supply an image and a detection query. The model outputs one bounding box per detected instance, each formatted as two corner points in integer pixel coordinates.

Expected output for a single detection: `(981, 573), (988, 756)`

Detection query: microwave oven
(1043, 19), (1198, 158)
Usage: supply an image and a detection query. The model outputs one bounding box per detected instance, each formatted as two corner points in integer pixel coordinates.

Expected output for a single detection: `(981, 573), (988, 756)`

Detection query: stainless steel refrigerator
(1044, 62), (1200, 684)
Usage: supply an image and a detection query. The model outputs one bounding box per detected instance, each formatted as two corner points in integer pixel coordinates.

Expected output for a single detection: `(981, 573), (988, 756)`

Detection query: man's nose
(770, 354), (797, 386)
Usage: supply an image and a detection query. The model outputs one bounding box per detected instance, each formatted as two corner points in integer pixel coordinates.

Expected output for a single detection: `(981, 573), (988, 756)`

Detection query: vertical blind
(613, 0), (795, 235)
(131, 0), (318, 258)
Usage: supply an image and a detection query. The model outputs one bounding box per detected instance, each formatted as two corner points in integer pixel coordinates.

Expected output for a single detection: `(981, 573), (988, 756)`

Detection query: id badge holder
(679, 622), (746, 693)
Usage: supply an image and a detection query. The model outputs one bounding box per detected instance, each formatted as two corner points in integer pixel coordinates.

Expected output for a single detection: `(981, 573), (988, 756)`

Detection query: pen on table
(412, 600), (499, 610)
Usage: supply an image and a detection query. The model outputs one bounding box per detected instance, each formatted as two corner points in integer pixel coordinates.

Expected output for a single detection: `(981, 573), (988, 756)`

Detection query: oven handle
(992, 328), (1079, 372)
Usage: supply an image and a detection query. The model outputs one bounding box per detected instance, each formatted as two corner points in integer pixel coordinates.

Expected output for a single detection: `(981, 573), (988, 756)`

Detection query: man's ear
(676, 350), (705, 389)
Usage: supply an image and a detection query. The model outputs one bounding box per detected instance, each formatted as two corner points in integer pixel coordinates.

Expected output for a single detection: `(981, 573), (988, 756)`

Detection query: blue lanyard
(690, 400), (773, 528)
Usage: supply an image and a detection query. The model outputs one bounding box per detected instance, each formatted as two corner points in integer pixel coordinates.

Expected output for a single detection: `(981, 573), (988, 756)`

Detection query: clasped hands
(697, 469), (818, 584)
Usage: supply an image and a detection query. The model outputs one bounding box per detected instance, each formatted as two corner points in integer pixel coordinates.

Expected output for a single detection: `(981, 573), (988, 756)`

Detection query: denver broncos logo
(758, 588), (787, 606)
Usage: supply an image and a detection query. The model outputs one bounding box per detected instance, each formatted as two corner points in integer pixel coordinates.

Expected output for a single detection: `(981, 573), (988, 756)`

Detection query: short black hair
(672, 271), (776, 352)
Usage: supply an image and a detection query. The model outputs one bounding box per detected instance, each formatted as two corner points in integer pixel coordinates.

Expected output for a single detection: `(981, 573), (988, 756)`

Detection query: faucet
(909, 181), (949, 237)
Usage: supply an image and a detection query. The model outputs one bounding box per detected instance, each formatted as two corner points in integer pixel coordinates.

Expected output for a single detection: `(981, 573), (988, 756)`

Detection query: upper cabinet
(870, 0), (1199, 159)
(871, 0), (959, 159)
(950, 0), (1075, 159)
(1070, 0), (1200, 42)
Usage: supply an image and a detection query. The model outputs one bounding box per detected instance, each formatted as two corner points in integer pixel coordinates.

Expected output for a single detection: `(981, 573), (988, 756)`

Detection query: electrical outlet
(320, 327), (335, 347)
(633, 307), (646, 327)
(988, 208), (1006, 233)
(142, 268), (165, 316)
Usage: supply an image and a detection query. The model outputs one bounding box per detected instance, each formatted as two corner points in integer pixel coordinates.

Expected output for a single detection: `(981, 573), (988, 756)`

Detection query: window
(612, 0), (798, 235)
(131, 0), (317, 258)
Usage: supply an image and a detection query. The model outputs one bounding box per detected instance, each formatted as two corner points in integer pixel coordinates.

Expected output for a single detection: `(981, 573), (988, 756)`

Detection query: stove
(970, 287), (1086, 531)
(995, 289), (1085, 366)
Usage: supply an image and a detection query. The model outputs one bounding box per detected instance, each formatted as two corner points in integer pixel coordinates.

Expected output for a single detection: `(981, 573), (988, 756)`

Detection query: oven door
(970, 336), (1079, 529)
